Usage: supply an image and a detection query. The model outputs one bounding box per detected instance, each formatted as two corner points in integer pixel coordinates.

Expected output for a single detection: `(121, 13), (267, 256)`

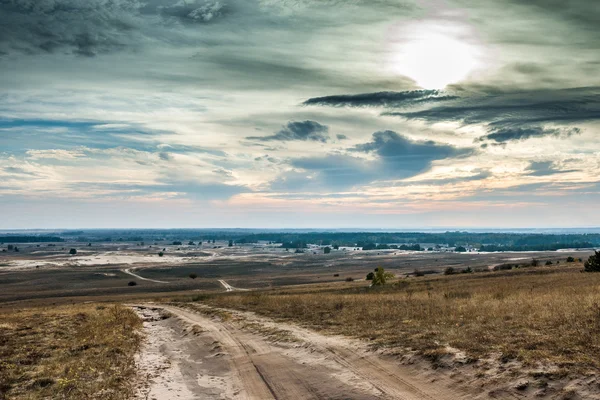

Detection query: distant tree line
(479, 242), (595, 252)
(0, 236), (64, 243)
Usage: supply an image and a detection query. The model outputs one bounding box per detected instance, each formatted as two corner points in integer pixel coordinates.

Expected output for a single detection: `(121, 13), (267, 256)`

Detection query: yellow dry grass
(0, 304), (142, 400)
(197, 265), (600, 374)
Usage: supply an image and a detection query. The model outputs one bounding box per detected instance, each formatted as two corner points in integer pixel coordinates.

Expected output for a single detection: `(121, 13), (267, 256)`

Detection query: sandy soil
(132, 304), (468, 400)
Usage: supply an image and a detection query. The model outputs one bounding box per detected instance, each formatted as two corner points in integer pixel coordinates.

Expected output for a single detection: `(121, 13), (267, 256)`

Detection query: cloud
(0, 0), (146, 56)
(156, 0), (226, 23)
(303, 90), (458, 108)
(387, 87), (600, 128)
(271, 130), (475, 192)
(525, 161), (580, 177)
(353, 130), (473, 170)
(246, 120), (329, 142)
(476, 126), (581, 144)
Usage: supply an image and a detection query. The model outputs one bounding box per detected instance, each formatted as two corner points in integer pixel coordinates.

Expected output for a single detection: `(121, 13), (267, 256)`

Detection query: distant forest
(1, 230), (599, 251)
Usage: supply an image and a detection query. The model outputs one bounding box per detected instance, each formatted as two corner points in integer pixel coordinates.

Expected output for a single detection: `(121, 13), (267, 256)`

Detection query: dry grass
(196, 264), (600, 374)
(0, 304), (142, 399)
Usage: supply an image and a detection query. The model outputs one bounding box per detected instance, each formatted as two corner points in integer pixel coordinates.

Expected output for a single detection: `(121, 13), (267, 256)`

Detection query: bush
(413, 269), (425, 277)
(584, 251), (600, 272)
(455, 246), (467, 252)
(444, 267), (455, 275)
(567, 256), (575, 263)
(189, 273), (197, 279)
(531, 259), (539, 267)
(333, 273), (339, 277)
(461, 267), (473, 274)
(371, 267), (394, 286)
(158, 251), (164, 257)
(545, 260), (553, 266)
(366, 272), (374, 280)
(69, 248), (77, 255)
(324, 246), (331, 254)
(127, 281), (137, 286)
(345, 277), (354, 282)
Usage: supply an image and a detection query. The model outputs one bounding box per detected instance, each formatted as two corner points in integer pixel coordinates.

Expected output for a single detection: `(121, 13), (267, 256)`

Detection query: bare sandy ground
(132, 304), (468, 400)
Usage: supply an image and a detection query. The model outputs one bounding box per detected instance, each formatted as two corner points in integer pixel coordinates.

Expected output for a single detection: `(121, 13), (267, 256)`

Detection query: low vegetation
(196, 263), (600, 373)
(0, 304), (142, 399)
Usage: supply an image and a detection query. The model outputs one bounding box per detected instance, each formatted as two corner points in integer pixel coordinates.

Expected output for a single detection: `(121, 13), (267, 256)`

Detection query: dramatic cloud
(303, 90), (457, 108)
(246, 121), (330, 142)
(1, 0), (600, 228)
(272, 130), (475, 192)
(525, 161), (580, 177)
(476, 127), (581, 144)
(353, 130), (473, 169)
(387, 87), (600, 128)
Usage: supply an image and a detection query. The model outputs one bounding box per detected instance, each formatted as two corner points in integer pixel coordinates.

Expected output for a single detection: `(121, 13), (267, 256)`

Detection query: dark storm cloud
(476, 127), (581, 144)
(303, 90), (457, 108)
(246, 121), (330, 142)
(272, 130), (474, 192)
(0, 0), (226, 57)
(525, 161), (580, 177)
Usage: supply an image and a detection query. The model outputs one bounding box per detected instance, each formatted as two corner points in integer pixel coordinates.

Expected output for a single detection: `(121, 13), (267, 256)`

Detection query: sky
(0, 0), (599, 229)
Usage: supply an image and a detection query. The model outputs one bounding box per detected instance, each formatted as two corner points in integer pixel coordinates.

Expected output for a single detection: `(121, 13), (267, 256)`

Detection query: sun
(389, 24), (483, 90)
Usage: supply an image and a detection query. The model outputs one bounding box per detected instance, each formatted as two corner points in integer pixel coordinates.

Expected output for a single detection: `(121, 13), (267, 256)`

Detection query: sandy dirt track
(132, 304), (467, 400)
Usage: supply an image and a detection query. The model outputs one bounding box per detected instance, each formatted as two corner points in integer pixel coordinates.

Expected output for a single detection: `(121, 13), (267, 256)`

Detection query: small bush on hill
(584, 251), (600, 272)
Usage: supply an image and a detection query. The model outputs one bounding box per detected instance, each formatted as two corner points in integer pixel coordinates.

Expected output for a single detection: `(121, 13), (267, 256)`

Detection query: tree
(189, 273), (198, 279)
(158, 251), (164, 257)
(188, 241), (195, 245)
(69, 248), (77, 255)
(324, 246), (331, 254)
(531, 259), (539, 267)
(128, 281), (137, 286)
(455, 246), (467, 252)
(228, 240), (233, 247)
(371, 267), (394, 285)
(366, 272), (374, 280)
(444, 267), (455, 275)
(333, 244), (339, 250)
(567, 256), (575, 263)
(584, 251), (600, 272)
(545, 260), (553, 266)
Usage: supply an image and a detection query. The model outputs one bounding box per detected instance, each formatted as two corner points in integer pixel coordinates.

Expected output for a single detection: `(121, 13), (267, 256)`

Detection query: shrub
(366, 272), (374, 280)
(189, 273), (197, 279)
(461, 267), (473, 274)
(413, 269), (425, 277)
(324, 246), (331, 254)
(567, 256), (575, 263)
(127, 281), (137, 286)
(584, 251), (600, 272)
(531, 259), (539, 267)
(545, 260), (553, 266)
(371, 267), (394, 286)
(158, 251), (164, 257)
(345, 277), (354, 282)
(333, 273), (339, 277)
(444, 267), (455, 275)
(69, 248), (77, 255)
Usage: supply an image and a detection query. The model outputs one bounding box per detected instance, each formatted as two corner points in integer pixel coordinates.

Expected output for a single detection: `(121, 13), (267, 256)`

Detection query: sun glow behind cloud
(387, 20), (484, 89)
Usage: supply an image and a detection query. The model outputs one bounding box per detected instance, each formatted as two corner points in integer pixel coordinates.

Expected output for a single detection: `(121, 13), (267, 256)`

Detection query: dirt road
(218, 279), (249, 292)
(132, 304), (467, 400)
(123, 267), (168, 283)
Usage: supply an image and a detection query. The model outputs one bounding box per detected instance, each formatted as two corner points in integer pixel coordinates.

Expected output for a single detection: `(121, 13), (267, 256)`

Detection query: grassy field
(0, 304), (142, 399)
(189, 263), (600, 374)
